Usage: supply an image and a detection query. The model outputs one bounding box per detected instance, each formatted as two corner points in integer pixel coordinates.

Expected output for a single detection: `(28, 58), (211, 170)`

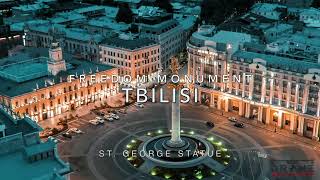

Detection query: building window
(285, 120), (290, 126)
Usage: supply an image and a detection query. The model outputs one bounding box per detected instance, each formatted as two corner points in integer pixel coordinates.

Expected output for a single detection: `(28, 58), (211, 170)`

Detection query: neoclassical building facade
(0, 43), (117, 122)
(187, 26), (320, 140)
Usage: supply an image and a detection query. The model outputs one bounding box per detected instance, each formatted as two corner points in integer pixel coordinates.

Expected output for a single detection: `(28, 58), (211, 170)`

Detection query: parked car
(62, 132), (72, 139)
(206, 121), (215, 128)
(69, 128), (84, 134)
(95, 116), (105, 124)
(135, 102), (144, 108)
(234, 122), (244, 128)
(89, 120), (100, 126)
(109, 113), (119, 120)
(105, 117), (114, 122)
(228, 117), (237, 122)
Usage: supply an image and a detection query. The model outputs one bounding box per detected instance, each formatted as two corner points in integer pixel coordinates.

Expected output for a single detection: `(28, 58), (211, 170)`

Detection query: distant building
(84, 16), (129, 36)
(0, 104), (70, 179)
(25, 22), (104, 61)
(12, 3), (49, 17)
(251, 3), (287, 20)
(50, 12), (87, 26)
(300, 7), (320, 22)
(0, 0), (17, 14)
(299, 7), (320, 27)
(100, 37), (160, 87)
(0, 44), (117, 122)
(115, 0), (142, 9)
(263, 23), (293, 43)
(134, 13), (185, 69)
(74, 5), (107, 18)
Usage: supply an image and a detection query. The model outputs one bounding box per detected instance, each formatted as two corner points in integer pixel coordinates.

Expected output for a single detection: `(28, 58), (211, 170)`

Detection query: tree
(155, 0), (173, 13)
(311, 0), (320, 8)
(200, 0), (256, 25)
(116, 3), (133, 24)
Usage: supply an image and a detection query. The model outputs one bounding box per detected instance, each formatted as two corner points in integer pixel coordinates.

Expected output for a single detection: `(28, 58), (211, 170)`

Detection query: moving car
(62, 132), (72, 139)
(69, 128), (84, 134)
(206, 121), (215, 128)
(228, 117), (237, 122)
(234, 122), (244, 128)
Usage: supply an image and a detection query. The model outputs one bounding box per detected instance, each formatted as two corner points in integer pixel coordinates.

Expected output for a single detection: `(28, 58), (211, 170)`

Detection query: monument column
(167, 57), (185, 147)
(170, 88), (182, 144)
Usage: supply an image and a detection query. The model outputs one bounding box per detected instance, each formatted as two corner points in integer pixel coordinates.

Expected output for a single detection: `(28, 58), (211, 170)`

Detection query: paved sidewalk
(198, 105), (320, 149)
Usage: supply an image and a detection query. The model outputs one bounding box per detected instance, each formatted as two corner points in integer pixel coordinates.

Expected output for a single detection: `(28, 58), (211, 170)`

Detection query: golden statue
(168, 56), (184, 89)
(170, 56), (179, 75)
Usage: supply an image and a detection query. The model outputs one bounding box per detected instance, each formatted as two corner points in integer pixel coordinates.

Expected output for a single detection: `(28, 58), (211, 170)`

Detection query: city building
(0, 0), (17, 14)
(299, 7), (320, 28)
(115, 0), (142, 9)
(134, 13), (185, 69)
(263, 23), (293, 43)
(0, 43), (117, 122)
(251, 3), (287, 20)
(24, 22), (104, 61)
(0, 104), (70, 179)
(84, 16), (129, 36)
(299, 7), (320, 22)
(187, 25), (320, 140)
(99, 37), (160, 87)
(12, 3), (49, 17)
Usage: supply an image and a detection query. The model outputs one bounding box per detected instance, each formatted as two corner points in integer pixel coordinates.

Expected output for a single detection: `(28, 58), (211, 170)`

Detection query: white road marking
(247, 151), (255, 180)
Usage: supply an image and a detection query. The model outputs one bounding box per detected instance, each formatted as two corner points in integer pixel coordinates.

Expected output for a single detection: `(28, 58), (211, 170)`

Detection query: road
(57, 65), (320, 180)
(57, 100), (320, 180)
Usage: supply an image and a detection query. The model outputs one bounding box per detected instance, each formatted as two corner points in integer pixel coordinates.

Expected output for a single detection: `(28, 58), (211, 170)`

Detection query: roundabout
(125, 129), (235, 179)
(86, 120), (246, 180)
(117, 58), (235, 179)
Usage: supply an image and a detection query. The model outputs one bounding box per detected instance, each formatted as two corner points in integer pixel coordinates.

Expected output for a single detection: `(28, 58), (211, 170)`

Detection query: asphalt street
(57, 65), (320, 180)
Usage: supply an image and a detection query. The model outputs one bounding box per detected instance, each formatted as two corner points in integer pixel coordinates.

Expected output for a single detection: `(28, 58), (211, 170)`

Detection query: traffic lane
(89, 131), (137, 180)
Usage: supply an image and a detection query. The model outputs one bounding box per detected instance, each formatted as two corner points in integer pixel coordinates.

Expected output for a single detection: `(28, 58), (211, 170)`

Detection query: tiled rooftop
(232, 50), (320, 74)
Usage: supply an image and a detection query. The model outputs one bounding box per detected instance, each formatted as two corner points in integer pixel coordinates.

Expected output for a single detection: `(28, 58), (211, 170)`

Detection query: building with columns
(0, 43), (117, 123)
(187, 25), (320, 140)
